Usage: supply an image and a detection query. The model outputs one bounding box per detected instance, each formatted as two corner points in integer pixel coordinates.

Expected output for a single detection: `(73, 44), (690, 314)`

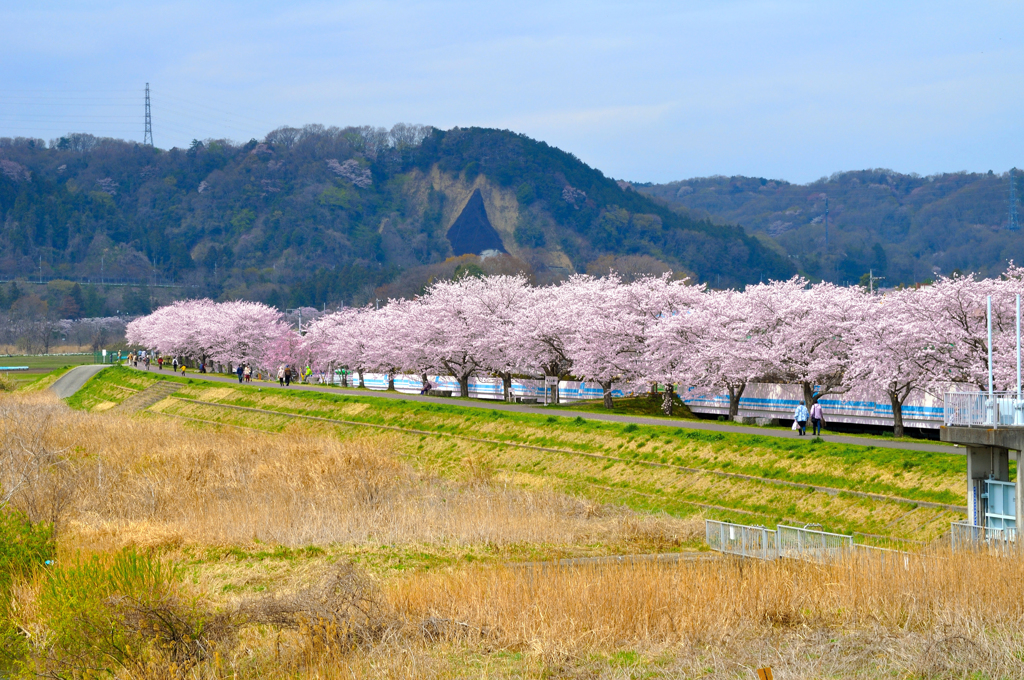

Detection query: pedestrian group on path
(792, 400), (826, 436)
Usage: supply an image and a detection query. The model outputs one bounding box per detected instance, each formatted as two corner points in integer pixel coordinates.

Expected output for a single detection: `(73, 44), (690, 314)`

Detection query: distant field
(0, 353), (94, 387)
(0, 353), (94, 371)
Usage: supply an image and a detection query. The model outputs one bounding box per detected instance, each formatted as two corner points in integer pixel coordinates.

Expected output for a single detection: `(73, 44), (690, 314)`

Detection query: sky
(1, 0), (1021, 184)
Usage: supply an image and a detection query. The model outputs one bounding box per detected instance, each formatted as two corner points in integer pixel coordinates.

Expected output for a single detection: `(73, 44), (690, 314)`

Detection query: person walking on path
(158, 356), (163, 370)
(810, 401), (825, 436)
(793, 400), (809, 436)
(244, 365), (251, 383)
(236, 364), (245, 383)
(284, 365), (292, 387)
(172, 357), (179, 372)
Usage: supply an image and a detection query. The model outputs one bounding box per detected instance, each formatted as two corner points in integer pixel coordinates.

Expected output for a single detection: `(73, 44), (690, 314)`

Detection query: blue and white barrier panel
(331, 373), (627, 403)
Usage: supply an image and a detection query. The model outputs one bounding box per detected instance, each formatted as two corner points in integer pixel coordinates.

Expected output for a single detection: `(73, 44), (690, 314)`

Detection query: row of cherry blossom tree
(127, 267), (1024, 437)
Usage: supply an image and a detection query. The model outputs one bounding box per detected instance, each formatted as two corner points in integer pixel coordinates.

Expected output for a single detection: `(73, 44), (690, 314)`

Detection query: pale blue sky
(1, 1), (1021, 183)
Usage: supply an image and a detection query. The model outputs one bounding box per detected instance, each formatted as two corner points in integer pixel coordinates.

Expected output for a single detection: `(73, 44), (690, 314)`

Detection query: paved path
(50, 364), (109, 398)
(135, 366), (959, 455)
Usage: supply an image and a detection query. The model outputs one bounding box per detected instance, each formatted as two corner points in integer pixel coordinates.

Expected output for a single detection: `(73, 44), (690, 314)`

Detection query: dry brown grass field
(1, 390), (1022, 678)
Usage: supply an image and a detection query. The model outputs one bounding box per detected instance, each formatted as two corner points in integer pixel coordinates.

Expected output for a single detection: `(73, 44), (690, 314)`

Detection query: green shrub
(0, 508), (53, 594)
(16, 549), (233, 677)
(0, 509), (54, 670)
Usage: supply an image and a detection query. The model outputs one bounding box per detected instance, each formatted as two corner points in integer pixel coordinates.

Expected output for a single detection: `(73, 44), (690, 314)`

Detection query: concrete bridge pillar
(965, 445), (1010, 526)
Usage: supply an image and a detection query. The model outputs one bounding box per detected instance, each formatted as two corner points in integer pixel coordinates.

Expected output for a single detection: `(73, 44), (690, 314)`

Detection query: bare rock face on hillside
(446, 189), (507, 256)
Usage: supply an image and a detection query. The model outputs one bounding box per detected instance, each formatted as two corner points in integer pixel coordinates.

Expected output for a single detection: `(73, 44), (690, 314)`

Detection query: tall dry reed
(0, 393), (699, 550)
(387, 551), (1024, 672)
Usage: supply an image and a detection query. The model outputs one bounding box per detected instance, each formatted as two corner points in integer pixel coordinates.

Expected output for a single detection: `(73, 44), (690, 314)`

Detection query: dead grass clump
(243, 563), (395, 657)
(0, 392), (84, 531)
(245, 563), (388, 635)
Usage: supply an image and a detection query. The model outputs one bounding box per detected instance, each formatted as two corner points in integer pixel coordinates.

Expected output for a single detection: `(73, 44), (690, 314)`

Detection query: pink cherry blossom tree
(569, 274), (698, 409)
(846, 288), (945, 437)
(410, 278), (495, 398)
(649, 288), (759, 417)
(461, 274), (534, 401)
(740, 278), (868, 406)
(126, 298), (220, 365)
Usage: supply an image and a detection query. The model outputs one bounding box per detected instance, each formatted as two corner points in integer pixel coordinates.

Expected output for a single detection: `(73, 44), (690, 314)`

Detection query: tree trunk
(388, 372), (395, 391)
(728, 383), (746, 419)
(502, 372), (512, 402)
(649, 382), (659, 401)
(890, 392), (908, 439)
(601, 380), (614, 409)
(459, 374), (470, 398)
(341, 367), (348, 388)
(661, 385), (675, 416)
(358, 370), (365, 389)
(802, 382), (818, 407)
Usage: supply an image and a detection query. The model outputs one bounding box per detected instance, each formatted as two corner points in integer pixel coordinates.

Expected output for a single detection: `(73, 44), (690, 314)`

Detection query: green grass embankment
(67, 366), (970, 542)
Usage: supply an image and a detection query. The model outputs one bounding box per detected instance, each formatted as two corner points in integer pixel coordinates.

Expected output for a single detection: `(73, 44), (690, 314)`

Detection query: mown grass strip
(168, 395), (966, 513)
(173, 380), (964, 504)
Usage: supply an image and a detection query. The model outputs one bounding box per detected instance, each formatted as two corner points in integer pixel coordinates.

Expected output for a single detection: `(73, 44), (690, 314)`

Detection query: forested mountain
(639, 169), (1024, 285)
(0, 126), (792, 315)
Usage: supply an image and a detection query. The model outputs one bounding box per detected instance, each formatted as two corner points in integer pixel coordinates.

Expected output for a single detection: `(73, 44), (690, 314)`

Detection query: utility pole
(286, 308), (304, 333)
(868, 269), (885, 294)
(144, 83), (153, 147)
(824, 196), (830, 282)
(1010, 168), (1019, 231)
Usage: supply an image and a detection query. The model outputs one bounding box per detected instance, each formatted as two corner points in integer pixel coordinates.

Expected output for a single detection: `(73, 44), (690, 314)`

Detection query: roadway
(50, 364), (111, 399)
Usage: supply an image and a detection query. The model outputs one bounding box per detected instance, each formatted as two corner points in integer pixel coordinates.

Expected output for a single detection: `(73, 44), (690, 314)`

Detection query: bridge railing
(944, 390), (1024, 427)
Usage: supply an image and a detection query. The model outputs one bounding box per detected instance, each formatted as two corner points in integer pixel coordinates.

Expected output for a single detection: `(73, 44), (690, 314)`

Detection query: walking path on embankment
(98, 365), (960, 456)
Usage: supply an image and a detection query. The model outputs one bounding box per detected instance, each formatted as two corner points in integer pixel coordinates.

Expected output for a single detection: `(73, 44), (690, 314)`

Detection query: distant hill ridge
(639, 168), (1024, 285)
(0, 126), (793, 310)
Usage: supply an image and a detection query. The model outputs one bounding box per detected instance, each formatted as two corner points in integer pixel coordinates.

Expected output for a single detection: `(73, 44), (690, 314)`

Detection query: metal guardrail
(777, 524), (855, 563)
(950, 520), (1022, 555)
(944, 390), (1024, 427)
(706, 520), (888, 564)
(705, 520), (777, 561)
